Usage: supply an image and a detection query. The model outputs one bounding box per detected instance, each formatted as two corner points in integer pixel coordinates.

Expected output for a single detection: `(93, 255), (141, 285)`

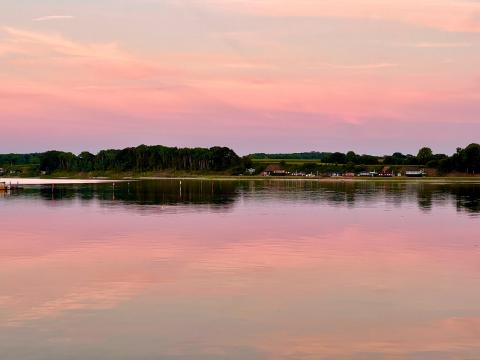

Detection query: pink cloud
(205, 0), (480, 33)
(0, 26), (473, 121)
(1, 24), (479, 153)
(32, 15), (75, 22)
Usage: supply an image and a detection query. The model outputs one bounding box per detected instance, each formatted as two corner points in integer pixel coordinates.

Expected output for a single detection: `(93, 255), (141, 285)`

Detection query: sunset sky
(1, 0), (480, 155)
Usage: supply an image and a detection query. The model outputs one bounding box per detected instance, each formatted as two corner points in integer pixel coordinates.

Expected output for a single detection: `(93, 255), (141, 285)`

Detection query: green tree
(326, 152), (347, 164)
(346, 151), (357, 163)
(461, 143), (480, 174)
(78, 151), (95, 171)
(416, 147), (433, 165)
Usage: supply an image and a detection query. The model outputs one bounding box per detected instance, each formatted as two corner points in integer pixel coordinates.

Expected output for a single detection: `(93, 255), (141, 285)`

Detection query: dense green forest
(0, 153), (41, 166)
(1, 143), (479, 176)
(0, 145), (246, 174)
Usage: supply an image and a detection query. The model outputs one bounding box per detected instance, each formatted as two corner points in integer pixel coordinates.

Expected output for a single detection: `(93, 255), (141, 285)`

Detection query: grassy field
(252, 159), (323, 165)
(251, 158), (425, 166)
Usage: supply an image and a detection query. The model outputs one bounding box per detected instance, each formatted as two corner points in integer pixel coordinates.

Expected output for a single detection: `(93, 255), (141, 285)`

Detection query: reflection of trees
(416, 183), (480, 214)
(239, 180), (480, 214)
(22, 180), (239, 211)
(96, 180), (239, 206)
(451, 185), (480, 214)
(7, 180), (480, 215)
(416, 184), (434, 211)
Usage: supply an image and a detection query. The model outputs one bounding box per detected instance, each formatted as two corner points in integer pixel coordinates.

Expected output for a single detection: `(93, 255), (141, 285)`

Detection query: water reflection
(4, 179), (480, 214)
(1, 179), (480, 359)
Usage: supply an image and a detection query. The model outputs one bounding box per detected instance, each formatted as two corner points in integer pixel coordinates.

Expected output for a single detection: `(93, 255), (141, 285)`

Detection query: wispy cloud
(412, 42), (472, 48)
(0, 27), (160, 82)
(33, 15), (75, 22)
(2, 26), (123, 59)
(202, 0), (480, 33)
(319, 62), (399, 70)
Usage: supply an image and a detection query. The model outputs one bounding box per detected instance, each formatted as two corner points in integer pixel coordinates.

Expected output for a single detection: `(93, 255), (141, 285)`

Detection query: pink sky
(1, 0), (480, 154)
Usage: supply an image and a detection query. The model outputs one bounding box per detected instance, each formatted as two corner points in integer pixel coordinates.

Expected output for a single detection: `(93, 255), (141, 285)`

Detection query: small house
(405, 169), (425, 177)
(379, 167), (393, 177)
(262, 164), (287, 176)
(358, 171), (377, 177)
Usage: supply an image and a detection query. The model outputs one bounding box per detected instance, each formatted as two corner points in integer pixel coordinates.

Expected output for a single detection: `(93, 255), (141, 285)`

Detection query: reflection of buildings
(0, 182), (12, 197)
(0, 182), (11, 198)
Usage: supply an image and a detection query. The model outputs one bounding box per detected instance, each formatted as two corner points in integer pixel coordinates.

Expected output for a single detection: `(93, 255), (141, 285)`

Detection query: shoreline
(2, 176), (480, 185)
(140, 176), (480, 184)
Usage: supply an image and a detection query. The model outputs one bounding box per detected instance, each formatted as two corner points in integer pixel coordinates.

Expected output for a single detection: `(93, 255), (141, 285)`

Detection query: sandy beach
(0, 178), (118, 185)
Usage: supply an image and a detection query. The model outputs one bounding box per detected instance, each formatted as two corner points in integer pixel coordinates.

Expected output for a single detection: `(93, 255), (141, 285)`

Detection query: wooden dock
(0, 182), (23, 191)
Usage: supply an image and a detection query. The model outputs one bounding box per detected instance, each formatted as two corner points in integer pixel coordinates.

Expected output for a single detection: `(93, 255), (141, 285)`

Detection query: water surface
(1, 180), (480, 359)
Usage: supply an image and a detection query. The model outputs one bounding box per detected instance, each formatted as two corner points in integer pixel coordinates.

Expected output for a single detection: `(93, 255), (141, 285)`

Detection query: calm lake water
(1, 179), (480, 360)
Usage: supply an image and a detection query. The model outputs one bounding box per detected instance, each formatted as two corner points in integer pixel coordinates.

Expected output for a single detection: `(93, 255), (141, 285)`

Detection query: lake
(1, 179), (480, 359)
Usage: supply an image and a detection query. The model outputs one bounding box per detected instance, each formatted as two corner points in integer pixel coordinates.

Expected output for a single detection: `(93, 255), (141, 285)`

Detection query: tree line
(35, 145), (244, 174)
(1, 143), (479, 175)
(0, 153), (41, 166)
(249, 144), (480, 174)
